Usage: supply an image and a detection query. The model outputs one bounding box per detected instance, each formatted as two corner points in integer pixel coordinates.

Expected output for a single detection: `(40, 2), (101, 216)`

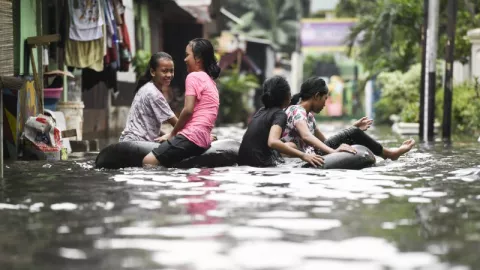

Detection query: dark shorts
(151, 135), (206, 167)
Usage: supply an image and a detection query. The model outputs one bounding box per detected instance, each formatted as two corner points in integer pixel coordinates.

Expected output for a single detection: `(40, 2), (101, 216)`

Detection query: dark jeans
(321, 126), (383, 156)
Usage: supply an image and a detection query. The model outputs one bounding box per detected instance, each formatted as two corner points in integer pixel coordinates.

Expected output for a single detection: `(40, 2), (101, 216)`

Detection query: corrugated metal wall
(0, 0), (13, 76)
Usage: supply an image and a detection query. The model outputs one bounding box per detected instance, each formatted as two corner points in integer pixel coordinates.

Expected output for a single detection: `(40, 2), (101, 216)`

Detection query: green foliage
(345, 0), (422, 74)
(375, 63), (442, 124)
(224, 0), (309, 54)
(336, 0), (480, 134)
(303, 53), (336, 78)
(439, 9), (480, 64)
(340, 0), (480, 73)
(336, 0), (377, 18)
(376, 63), (480, 133)
(217, 69), (260, 123)
(436, 80), (480, 133)
(132, 50), (151, 79)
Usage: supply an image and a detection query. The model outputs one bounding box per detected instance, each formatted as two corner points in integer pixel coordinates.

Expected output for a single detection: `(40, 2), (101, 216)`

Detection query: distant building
(310, 0), (340, 18)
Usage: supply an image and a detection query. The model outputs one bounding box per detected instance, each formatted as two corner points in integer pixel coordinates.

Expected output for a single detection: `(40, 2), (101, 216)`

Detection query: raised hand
(353, 117), (373, 131)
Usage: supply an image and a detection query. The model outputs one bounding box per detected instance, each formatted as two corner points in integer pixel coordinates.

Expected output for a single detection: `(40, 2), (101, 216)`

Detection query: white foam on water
(300, 260), (382, 270)
(130, 199), (162, 209)
(95, 238), (223, 253)
(84, 227), (104, 235)
(57, 225), (70, 234)
(362, 198), (381, 204)
(152, 251), (231, 270)
(305, 237), (396, 260)
(206, 193), (287, 205)
(311, 207), (332, 214)
(0, 203), (28, 210)
(248, 218), (341, 231)
(423, 191), (448, 198)
(154, 224), (229, 238)
(229, 241), (304, 269)
(116, 224), (229, 238)
(95, 201), (114, 210)
(408, 197), (432, 204)
(29, 202), (44, 212)
(58, 247), (87, 260)
(381, 252), (439, 269)
(255, 210), (308, 218)
(227, 226), (283, 240)
(156, 189), (206, 196)
(51, 202), (77, 211)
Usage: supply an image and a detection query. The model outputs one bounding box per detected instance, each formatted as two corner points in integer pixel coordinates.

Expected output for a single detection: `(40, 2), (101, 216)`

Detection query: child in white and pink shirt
(142, 38), (221, 167)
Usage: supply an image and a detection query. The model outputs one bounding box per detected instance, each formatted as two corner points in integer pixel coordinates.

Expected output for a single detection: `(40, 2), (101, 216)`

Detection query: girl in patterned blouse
(120, 52), (178, 142)
(281, 77), (415, 160)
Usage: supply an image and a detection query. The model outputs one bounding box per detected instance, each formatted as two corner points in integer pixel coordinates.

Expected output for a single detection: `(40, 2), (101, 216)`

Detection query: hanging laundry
(65, 0), (106, 71)
(65, 30), (106, 72)
(68, 0), (104, 41)
(103, 0), (120, 70)
(116, 1), (132, 72)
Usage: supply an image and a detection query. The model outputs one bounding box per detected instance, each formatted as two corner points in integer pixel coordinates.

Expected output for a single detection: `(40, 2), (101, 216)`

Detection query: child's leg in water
(324, 127), (415, 160)
(381, 139), (416, 160)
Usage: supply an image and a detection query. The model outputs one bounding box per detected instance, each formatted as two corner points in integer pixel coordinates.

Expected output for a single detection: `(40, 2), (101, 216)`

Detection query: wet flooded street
(1, 125), (479, 270)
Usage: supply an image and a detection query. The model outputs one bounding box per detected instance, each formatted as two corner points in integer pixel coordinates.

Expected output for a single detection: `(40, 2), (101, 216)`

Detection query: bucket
(44, 87), (63, 111)
(57, 101), (84, 141)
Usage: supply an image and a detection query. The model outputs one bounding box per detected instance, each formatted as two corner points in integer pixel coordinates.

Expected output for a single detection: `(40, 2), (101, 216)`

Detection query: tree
(338, 0), (480, 73)
(342, 0), (422, 74)
(439, 0), (480, 64)
(335, 0), (376, 17)
(224, 0), (310, 54)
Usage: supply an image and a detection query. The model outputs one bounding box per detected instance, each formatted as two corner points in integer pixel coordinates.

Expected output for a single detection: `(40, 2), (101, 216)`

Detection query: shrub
(376, 63), (480, 134)
(217, 69), (260, 124)
(132, 50), (151, 79)
(375, 63), (442, 124)
(436, 81), (480, 133)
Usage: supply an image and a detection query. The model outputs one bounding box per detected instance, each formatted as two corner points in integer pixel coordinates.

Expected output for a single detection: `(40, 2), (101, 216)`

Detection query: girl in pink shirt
(143, 38), (221, 167)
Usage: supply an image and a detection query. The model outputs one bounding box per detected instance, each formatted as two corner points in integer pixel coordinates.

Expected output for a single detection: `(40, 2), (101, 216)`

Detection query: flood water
(1, 125), (479, 270)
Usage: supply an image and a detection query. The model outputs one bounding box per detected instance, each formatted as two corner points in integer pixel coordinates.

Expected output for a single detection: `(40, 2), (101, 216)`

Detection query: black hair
(261, 76), (291, 108)
(290, 76), (329, 105)
(189, 38), (221, 79)
(135, 52), (173, 93)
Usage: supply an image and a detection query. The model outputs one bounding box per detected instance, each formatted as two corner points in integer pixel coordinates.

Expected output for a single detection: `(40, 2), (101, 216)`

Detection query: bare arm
(166, 116), (178, 127)
(295, 120), (336, 154)
(268, 125), (323, 166)
(314, 126), (327, 142)
(171, 96), (195, 135)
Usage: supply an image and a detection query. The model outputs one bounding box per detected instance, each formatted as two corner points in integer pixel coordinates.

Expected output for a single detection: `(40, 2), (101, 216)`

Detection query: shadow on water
(0, 125), (479, 269)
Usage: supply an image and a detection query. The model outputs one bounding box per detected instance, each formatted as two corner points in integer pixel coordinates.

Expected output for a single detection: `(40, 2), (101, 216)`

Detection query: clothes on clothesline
(68, 0), (104, 41)
(65, 0), (131, 76)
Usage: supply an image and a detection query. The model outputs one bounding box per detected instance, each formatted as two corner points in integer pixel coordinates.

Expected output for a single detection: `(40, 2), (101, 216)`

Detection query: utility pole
(291, 2), (303, 95)
(442, 0), (458, 143)
(424, 0), (439, 142)
(419, 0), (428, 140)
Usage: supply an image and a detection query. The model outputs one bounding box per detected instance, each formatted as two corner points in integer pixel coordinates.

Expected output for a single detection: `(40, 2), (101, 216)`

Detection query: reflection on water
(0, 126), (479, 269)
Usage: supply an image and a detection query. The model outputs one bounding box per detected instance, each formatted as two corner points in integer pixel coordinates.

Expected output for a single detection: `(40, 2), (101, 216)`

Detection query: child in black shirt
(238, 76), (324, 167)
